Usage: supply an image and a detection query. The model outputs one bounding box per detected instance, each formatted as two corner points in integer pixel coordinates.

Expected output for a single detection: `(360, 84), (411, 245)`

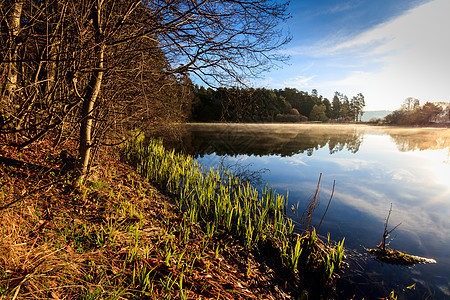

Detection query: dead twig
(317, 180), (335, 234)
(302, 173), (322, 234)
(378, 203), (402, 251)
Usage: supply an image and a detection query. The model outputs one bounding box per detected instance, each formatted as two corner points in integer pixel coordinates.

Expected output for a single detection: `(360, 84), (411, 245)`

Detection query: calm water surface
(168, 123), (450, 299)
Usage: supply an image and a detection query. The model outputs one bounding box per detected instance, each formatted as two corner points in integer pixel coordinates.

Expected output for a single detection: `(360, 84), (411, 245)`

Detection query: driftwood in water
(368, 248), (436, 265)
(369, 203), (436, 265)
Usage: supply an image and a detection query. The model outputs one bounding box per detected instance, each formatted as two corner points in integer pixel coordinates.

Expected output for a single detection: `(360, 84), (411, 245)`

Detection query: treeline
(191, 86), (365, 123)
(384, 98), (449, 125)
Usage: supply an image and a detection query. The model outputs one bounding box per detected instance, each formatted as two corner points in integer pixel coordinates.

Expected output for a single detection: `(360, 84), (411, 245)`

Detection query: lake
(163, 123), (450, 299)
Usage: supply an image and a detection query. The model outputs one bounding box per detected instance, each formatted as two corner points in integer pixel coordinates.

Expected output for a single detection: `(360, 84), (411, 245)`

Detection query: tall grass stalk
(124, 136), (344, 278)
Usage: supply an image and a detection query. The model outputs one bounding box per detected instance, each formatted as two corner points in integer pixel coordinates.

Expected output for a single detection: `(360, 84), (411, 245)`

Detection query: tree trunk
(77, 0), (104, 183)
(4, 0), (23, 102)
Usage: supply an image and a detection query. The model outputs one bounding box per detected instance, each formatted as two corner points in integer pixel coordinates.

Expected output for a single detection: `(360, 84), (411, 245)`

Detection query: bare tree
(402, 97), (420, 111)
(1, 0), (291, 183)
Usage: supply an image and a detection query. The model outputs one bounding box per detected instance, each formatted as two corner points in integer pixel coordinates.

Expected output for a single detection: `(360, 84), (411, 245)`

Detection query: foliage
(402, 97), (420, 111)
(124, 135), (293, 252)
(191, 86), (365, 123)
(351, 93), (366, 122)
(384, 101), (444, 125)
(310, 104), (328, 121)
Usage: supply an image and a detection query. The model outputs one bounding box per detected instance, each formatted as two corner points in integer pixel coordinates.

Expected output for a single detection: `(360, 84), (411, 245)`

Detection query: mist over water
(163, 123), (450, 299)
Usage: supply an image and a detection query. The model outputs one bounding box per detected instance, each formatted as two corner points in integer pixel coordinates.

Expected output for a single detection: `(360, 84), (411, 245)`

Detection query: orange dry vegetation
(0, 136), (296, 299)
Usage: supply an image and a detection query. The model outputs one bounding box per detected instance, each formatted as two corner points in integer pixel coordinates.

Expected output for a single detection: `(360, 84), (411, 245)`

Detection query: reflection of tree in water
(216, 156), (270, 185)
(387, 129), (450, 153)
(328, 129), (363, 154)
(168, 124), (364, 157)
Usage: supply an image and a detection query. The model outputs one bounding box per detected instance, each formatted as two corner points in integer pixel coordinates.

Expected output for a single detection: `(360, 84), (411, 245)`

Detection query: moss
(368, 248), (436, 265)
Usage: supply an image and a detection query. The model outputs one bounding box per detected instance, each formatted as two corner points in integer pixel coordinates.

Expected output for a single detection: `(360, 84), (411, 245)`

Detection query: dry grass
(0, 138), (297, 299)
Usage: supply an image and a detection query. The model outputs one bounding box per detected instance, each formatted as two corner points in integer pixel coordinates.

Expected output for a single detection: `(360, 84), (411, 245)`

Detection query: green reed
(124, 136), (344, 279)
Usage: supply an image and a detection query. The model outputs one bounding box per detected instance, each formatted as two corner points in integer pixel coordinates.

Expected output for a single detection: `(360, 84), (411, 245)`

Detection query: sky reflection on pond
(169, 124), (450, 299)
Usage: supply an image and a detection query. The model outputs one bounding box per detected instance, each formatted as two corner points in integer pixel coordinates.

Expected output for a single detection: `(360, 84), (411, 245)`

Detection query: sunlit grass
(124, 134), (345, 282)
(0, 133), (346, 298)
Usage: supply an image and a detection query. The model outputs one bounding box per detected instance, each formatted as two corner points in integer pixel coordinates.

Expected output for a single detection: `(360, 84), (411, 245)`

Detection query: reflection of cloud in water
(389, 169), (416, 181)
(220, 155), (250, 163)
(270, 156), (448, 243)
(437, 285), (450, 297)
(280, 153), (373, 172)
(280, 156), (308, 166)
(177, 124), (450, 299)
(410, 148), (450, 188)
(319, 156), (371, 171)
(261, 144), (449, 243)
(430, 189), (450, 206)
(334, 181), (449, 242)
(181, 124), (450, 281)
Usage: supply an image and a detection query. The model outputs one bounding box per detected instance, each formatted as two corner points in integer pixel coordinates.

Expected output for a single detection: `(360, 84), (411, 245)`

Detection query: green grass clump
(125, 136), (288, 250)
(124, 135), (345, 282)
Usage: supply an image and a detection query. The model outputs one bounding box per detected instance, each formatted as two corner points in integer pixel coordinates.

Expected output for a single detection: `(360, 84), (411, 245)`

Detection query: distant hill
(361, 110), (392, 122)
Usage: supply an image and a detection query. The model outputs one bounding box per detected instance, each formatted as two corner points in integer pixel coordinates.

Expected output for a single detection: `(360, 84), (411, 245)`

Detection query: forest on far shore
(191, 86), (365, 123)
(383, 98), (450, 126)
(190, 86), (450, 126)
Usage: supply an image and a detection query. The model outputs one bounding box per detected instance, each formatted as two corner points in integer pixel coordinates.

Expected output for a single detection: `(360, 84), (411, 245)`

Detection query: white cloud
(276, 0), (450, 110)
(302, 1), (362, 18)
(283, 75), (316, 89)
(325, 0), (450, 110)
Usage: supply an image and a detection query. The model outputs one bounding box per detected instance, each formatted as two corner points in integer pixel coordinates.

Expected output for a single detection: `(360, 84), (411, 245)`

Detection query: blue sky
(255, 0), (450, 110)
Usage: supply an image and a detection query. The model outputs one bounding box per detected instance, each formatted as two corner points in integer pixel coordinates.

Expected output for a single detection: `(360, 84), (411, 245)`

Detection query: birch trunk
(77, 0), (104, 183)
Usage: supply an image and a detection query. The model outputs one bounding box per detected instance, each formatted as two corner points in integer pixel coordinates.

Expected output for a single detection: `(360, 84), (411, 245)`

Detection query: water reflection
(162, 125), (450, 252)
(167, 123), (363, 156)
(385, 127), (450, 153)
(162, 123), (450, 299)
(164, 124), (450, 158)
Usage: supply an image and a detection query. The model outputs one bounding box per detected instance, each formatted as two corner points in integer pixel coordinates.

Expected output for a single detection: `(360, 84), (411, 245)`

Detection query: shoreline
(0, 134), (337, 298)
(184, 121), (450, 128)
